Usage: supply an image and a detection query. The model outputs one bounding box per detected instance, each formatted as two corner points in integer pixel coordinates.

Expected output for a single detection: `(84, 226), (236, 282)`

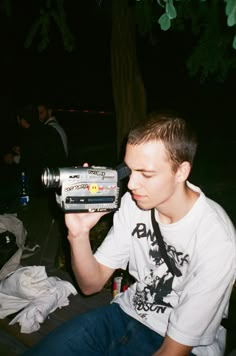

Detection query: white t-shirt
(95, 182), (236, 356)
(45, 117), (68, 157)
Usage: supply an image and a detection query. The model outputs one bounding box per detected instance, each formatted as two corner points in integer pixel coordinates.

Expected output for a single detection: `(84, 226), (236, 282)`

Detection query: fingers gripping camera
(41, 164), (131, 213)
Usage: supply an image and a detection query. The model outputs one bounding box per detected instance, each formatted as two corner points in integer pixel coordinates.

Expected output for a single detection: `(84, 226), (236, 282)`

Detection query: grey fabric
(0, 214), (26, 279)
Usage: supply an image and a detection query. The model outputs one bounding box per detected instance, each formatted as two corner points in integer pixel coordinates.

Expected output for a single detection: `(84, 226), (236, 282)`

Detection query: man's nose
(127, 172), (138, 190)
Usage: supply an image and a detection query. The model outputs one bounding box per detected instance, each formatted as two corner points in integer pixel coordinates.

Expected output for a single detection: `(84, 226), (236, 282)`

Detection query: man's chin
(134, 199), (152, 211)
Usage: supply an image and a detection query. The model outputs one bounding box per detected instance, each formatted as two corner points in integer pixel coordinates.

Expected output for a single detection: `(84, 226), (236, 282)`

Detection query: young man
(24, 113), (236, 355)
(37, 103), (68, 158)
(15, 105), (67, 194)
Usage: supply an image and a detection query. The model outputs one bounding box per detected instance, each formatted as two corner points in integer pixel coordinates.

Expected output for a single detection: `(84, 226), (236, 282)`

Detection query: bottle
(19, 171), (30, 207)
(113, 275), (123, 298)
(112, 269), (134, 298)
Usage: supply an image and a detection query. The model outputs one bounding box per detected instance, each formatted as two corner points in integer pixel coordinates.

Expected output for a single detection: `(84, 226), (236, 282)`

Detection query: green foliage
(147, 0), (236, 51)
(2, 0), (12, 17)
(158, 0), (177, 30)
(135, 0), (153, 35)
(134, 0), (236, 81)
(3, 0), (236, 81)
(158, 13), (171, 31)
(225, 0), (236, 49)
(187, 28), (235, 82)
(170, 0), (236, 81)
(24, 0), (75, 52)
(225, 0), (236, 27)
(233, 34), (236, 49)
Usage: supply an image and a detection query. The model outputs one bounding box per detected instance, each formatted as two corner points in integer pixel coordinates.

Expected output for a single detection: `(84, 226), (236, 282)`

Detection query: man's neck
(157, 183), (199, 224)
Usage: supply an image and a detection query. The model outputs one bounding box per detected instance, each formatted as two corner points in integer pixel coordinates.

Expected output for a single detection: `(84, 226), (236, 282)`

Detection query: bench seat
(0, 290), (112, 352)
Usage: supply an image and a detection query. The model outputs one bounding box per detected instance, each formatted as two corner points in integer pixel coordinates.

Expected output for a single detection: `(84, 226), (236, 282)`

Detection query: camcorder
(41, 163), (131, 213)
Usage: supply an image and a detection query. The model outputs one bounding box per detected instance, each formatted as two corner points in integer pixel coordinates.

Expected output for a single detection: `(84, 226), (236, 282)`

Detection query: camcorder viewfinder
(41, 163), (131, 213)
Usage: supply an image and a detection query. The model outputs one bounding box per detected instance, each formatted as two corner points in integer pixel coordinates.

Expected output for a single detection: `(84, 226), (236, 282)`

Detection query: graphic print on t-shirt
(131, 222), (189, 319)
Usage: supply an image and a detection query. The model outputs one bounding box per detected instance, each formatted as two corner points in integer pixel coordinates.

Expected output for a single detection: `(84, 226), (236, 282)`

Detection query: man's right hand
(65, 161), (110, 239)
(65, 211), (109, 239)
(63, 164), (115, 294)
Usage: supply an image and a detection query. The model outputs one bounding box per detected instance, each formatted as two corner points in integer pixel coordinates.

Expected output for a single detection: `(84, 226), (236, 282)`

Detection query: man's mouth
(132, 193), (145, 201)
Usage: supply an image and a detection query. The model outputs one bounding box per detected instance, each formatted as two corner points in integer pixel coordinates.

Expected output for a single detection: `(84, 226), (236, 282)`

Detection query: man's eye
(142, 173), (154, 178)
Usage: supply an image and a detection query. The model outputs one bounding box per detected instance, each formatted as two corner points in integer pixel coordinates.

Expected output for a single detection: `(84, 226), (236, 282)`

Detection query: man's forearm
(68, 232), (113, 295)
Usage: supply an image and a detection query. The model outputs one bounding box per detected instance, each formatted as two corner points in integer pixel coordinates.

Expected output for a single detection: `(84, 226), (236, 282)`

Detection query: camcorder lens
(41, 167), (60, 188)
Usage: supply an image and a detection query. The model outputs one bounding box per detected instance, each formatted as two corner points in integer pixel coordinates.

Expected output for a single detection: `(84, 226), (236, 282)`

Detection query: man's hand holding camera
(65, 163), (110, 239)
(66, 210), (108, 240)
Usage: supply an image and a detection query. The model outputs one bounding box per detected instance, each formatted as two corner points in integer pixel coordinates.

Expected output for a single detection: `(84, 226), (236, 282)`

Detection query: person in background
(23, 112), (236, 356)
(16, 105), (41, 189)
(0, 145), (20, 212)
(2, 145), (20, 165)
(36, 103), (69, 263)
(37, 103), (68, 159)
(14, 104), (67, 195)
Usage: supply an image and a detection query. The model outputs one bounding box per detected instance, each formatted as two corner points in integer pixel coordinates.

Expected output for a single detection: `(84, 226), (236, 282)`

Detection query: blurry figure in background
(0, 145), (21, 212)
(1, 105), (68, 267)
(36, 103), (69, 267)
(16, 105), (40, 189)
(0, 105), (45, 209)
(3, 145), (21, 165)
(37, 103), (68, 159)
(17, 104), (67, 196)
(16, 104), (46, 195)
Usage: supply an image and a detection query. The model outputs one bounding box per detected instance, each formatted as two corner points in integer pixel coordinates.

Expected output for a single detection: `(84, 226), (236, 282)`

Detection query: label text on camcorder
(69, 175), (80, 179)
(88, 170), (106, 177)
(65, 183), (89, 192)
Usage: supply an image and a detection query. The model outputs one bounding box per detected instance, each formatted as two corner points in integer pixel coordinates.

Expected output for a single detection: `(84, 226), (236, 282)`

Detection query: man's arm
(152, 335), (193, 356)
(65, 211), (115, 295)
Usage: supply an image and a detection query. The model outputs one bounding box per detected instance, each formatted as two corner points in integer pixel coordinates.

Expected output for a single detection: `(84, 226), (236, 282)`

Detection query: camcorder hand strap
(151, 208), (181, 278)
(116, 162), (131, 180)
(151, 208), (230, 329)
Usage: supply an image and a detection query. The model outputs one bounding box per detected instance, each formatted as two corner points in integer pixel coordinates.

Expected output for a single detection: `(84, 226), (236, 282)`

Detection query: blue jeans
(23, 303), (195, 355)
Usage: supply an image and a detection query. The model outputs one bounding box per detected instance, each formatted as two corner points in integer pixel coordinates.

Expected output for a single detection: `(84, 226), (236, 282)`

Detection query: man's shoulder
(193, 193), (236, 254)
(45, 117), (57, 125)
(202, 194), (234, 227)
(188, 181), (233, 224)
(44, 123), (59, 136)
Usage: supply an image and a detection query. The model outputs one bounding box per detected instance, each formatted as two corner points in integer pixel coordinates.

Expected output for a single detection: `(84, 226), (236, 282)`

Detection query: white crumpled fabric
(0, 266), (77, 333)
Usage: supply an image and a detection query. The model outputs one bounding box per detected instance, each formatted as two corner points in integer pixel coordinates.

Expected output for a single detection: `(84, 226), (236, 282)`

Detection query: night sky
(0, 1), (236, 222)
(0, 2), (113, 150)
(1, 1), (236, 149)
(1, 2), (112, 107)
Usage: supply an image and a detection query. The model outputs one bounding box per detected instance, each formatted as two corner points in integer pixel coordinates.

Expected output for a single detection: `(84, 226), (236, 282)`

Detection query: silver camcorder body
(41, 164), (130, 213)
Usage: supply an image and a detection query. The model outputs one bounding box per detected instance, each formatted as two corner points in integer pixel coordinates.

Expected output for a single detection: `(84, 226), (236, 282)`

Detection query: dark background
(0, 2), (236, 220)
(1, 2), (236, 141)
(1, 2), (236, 128)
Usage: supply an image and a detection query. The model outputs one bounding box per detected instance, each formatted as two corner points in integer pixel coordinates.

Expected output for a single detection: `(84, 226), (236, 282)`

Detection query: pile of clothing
(0, 266), (77, 333)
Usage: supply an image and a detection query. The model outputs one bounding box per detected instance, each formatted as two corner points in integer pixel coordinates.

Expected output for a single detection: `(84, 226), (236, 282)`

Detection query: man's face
(37, 105), (49, 123)
(124, 141), (180, 211)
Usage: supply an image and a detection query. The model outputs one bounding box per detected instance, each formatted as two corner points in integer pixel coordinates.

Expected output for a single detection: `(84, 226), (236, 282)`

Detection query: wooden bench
(1, 281), (236, 355)
(0, 289), (112, 353)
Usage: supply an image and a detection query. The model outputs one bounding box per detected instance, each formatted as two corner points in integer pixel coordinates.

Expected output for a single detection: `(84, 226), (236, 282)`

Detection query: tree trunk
(111, 0), (146, 159)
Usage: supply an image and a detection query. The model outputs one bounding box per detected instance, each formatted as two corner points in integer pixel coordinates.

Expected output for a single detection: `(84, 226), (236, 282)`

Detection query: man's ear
(175, 161), (191, 183)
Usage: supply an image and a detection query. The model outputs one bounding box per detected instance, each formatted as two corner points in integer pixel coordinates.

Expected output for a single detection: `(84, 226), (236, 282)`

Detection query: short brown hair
(127, 112), (198, 171)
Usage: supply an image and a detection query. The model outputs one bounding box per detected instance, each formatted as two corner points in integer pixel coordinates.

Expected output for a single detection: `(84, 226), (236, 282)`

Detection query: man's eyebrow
(132, 168), (156, 173)
(124, 162), (156, 173)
